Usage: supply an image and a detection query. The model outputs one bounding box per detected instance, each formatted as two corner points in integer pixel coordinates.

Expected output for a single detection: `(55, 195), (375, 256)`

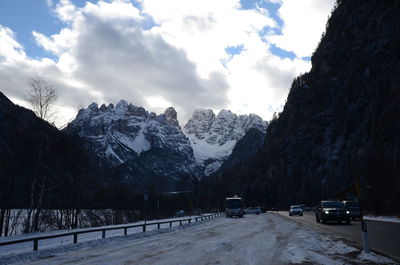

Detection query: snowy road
(2, 213), (396, 265)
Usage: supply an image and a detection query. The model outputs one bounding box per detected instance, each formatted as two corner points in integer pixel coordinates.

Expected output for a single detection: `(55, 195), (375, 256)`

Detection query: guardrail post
(102, 230), (106, 239)
(124, 228), (127, 236)
(169, 221), (172, 227)
(33, 239), (38, 251)
(189, 219), (191, 224)
(73, 233), (78, 244)
(179, 220), (182, 226)
(143, 224), (146, 232)
(157, 223), (160, 229)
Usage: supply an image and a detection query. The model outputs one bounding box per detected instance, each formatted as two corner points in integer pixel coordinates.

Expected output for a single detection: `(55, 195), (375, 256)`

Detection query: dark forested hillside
(0, 92), (96, 210)
(217, 0), (400, 214)
(215, 128), (265, 175)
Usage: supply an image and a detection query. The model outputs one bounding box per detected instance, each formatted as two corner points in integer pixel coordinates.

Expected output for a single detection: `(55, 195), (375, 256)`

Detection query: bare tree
(26, 75), (57, 122)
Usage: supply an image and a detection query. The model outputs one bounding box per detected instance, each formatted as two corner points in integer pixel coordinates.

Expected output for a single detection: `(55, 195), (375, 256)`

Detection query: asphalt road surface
(278, 211), (400, 261)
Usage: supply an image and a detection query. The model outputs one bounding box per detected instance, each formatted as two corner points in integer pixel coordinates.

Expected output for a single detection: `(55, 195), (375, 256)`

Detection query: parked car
(342, 200), (361, 220)
(289, 205), (303, 216)
(245, 207), (262, 214)
(315, 201), (350, 224)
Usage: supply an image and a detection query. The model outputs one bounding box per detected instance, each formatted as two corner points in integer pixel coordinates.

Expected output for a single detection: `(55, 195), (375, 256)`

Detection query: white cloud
(0, 26), (27, 62)
(268, 0), (335, 58)
(0, 0), (334, 127)
(55, 0), (78, 22)
(141, 0), (312, 118)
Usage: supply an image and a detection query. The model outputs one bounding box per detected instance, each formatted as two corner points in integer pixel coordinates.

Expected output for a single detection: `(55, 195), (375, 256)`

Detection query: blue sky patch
(269, 44), (296, 60)
(225, 44), (245, 56)
(0, 0), (64, 59)
(240, 0), (283, 28)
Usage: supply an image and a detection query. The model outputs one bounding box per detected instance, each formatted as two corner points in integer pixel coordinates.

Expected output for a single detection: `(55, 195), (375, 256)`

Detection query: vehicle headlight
(324, 210), (329, 214)
(346, 211), (350, 214)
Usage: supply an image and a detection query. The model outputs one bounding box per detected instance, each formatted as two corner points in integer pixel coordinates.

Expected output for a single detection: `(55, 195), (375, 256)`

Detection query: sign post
(356, 181), (369, 253)
(144, 191), (148, 228)
(157, 200), (160, 219)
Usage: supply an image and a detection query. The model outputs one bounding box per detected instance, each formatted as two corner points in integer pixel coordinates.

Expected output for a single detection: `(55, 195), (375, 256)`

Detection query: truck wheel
(315, 215), (320, 223)
(322, 218), (327, 224)
(346, 219), (350, 224)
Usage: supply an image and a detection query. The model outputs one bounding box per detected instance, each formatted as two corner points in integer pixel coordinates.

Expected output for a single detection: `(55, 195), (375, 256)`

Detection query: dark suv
(315, 201), (350, 224)
(342, 200), (361, 220)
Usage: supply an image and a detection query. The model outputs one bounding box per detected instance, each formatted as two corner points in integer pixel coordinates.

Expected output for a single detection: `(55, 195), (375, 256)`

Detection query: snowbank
(364, 215), (400, 223)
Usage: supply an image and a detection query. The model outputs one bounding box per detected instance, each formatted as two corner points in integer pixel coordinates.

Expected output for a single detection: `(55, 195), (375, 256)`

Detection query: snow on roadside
(0, 213), (397, 265)
(358, 250), (395, 264)
(0, 220), (209, 265)
(0, 215), (205, 257)
(364, 215), (400, 223)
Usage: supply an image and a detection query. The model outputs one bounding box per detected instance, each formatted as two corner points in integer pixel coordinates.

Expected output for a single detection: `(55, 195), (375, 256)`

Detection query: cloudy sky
(0, 0), (334, 127)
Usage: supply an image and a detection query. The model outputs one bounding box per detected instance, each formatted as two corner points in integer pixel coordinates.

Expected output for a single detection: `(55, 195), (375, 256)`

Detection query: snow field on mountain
(1, 213), (395, 265)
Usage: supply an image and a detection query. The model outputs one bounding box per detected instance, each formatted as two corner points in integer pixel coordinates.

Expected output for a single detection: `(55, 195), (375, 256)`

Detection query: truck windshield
(322, 201), (344, 208)
(226, 199), (241, 209)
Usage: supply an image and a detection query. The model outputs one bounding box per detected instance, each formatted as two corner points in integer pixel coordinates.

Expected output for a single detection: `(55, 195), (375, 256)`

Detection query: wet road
(278, 211), (400, 261)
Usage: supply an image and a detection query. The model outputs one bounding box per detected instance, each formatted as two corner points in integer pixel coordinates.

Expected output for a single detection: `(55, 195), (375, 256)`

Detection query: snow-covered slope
(66, 101), (267, 182)
(65, 100), (199, 185)
(184, 109), (268, 176)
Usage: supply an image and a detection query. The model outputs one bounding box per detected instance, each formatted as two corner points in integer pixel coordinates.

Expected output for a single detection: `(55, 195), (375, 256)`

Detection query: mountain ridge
(65, 100), (268, 185)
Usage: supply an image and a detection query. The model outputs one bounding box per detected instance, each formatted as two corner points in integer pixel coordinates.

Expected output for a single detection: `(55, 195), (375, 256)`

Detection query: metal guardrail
(0, 213), (222, 251)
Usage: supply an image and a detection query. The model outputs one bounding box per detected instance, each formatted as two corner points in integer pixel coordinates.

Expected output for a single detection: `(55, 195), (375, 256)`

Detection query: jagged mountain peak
(65, 101), (267, 181)
(183, 108), (268, 176)
(65, 100), (199, 184)
(163, 107), (179, 127)
(216, 109), (236, 118)
(164, 107), (177, 120)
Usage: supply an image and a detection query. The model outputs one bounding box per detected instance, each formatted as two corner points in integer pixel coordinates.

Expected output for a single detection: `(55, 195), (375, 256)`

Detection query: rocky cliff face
(66, 101), (268, 186)
(184, 109), (267, 175)
(65, 100), (199, 189)
(219, 0), (400, 213)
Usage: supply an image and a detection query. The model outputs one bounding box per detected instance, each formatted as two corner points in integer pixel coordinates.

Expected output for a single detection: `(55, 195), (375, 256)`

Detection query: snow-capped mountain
(183, 109), (268, 176)
(65, 100), (199, 184)
(65, 101), (268, 186)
